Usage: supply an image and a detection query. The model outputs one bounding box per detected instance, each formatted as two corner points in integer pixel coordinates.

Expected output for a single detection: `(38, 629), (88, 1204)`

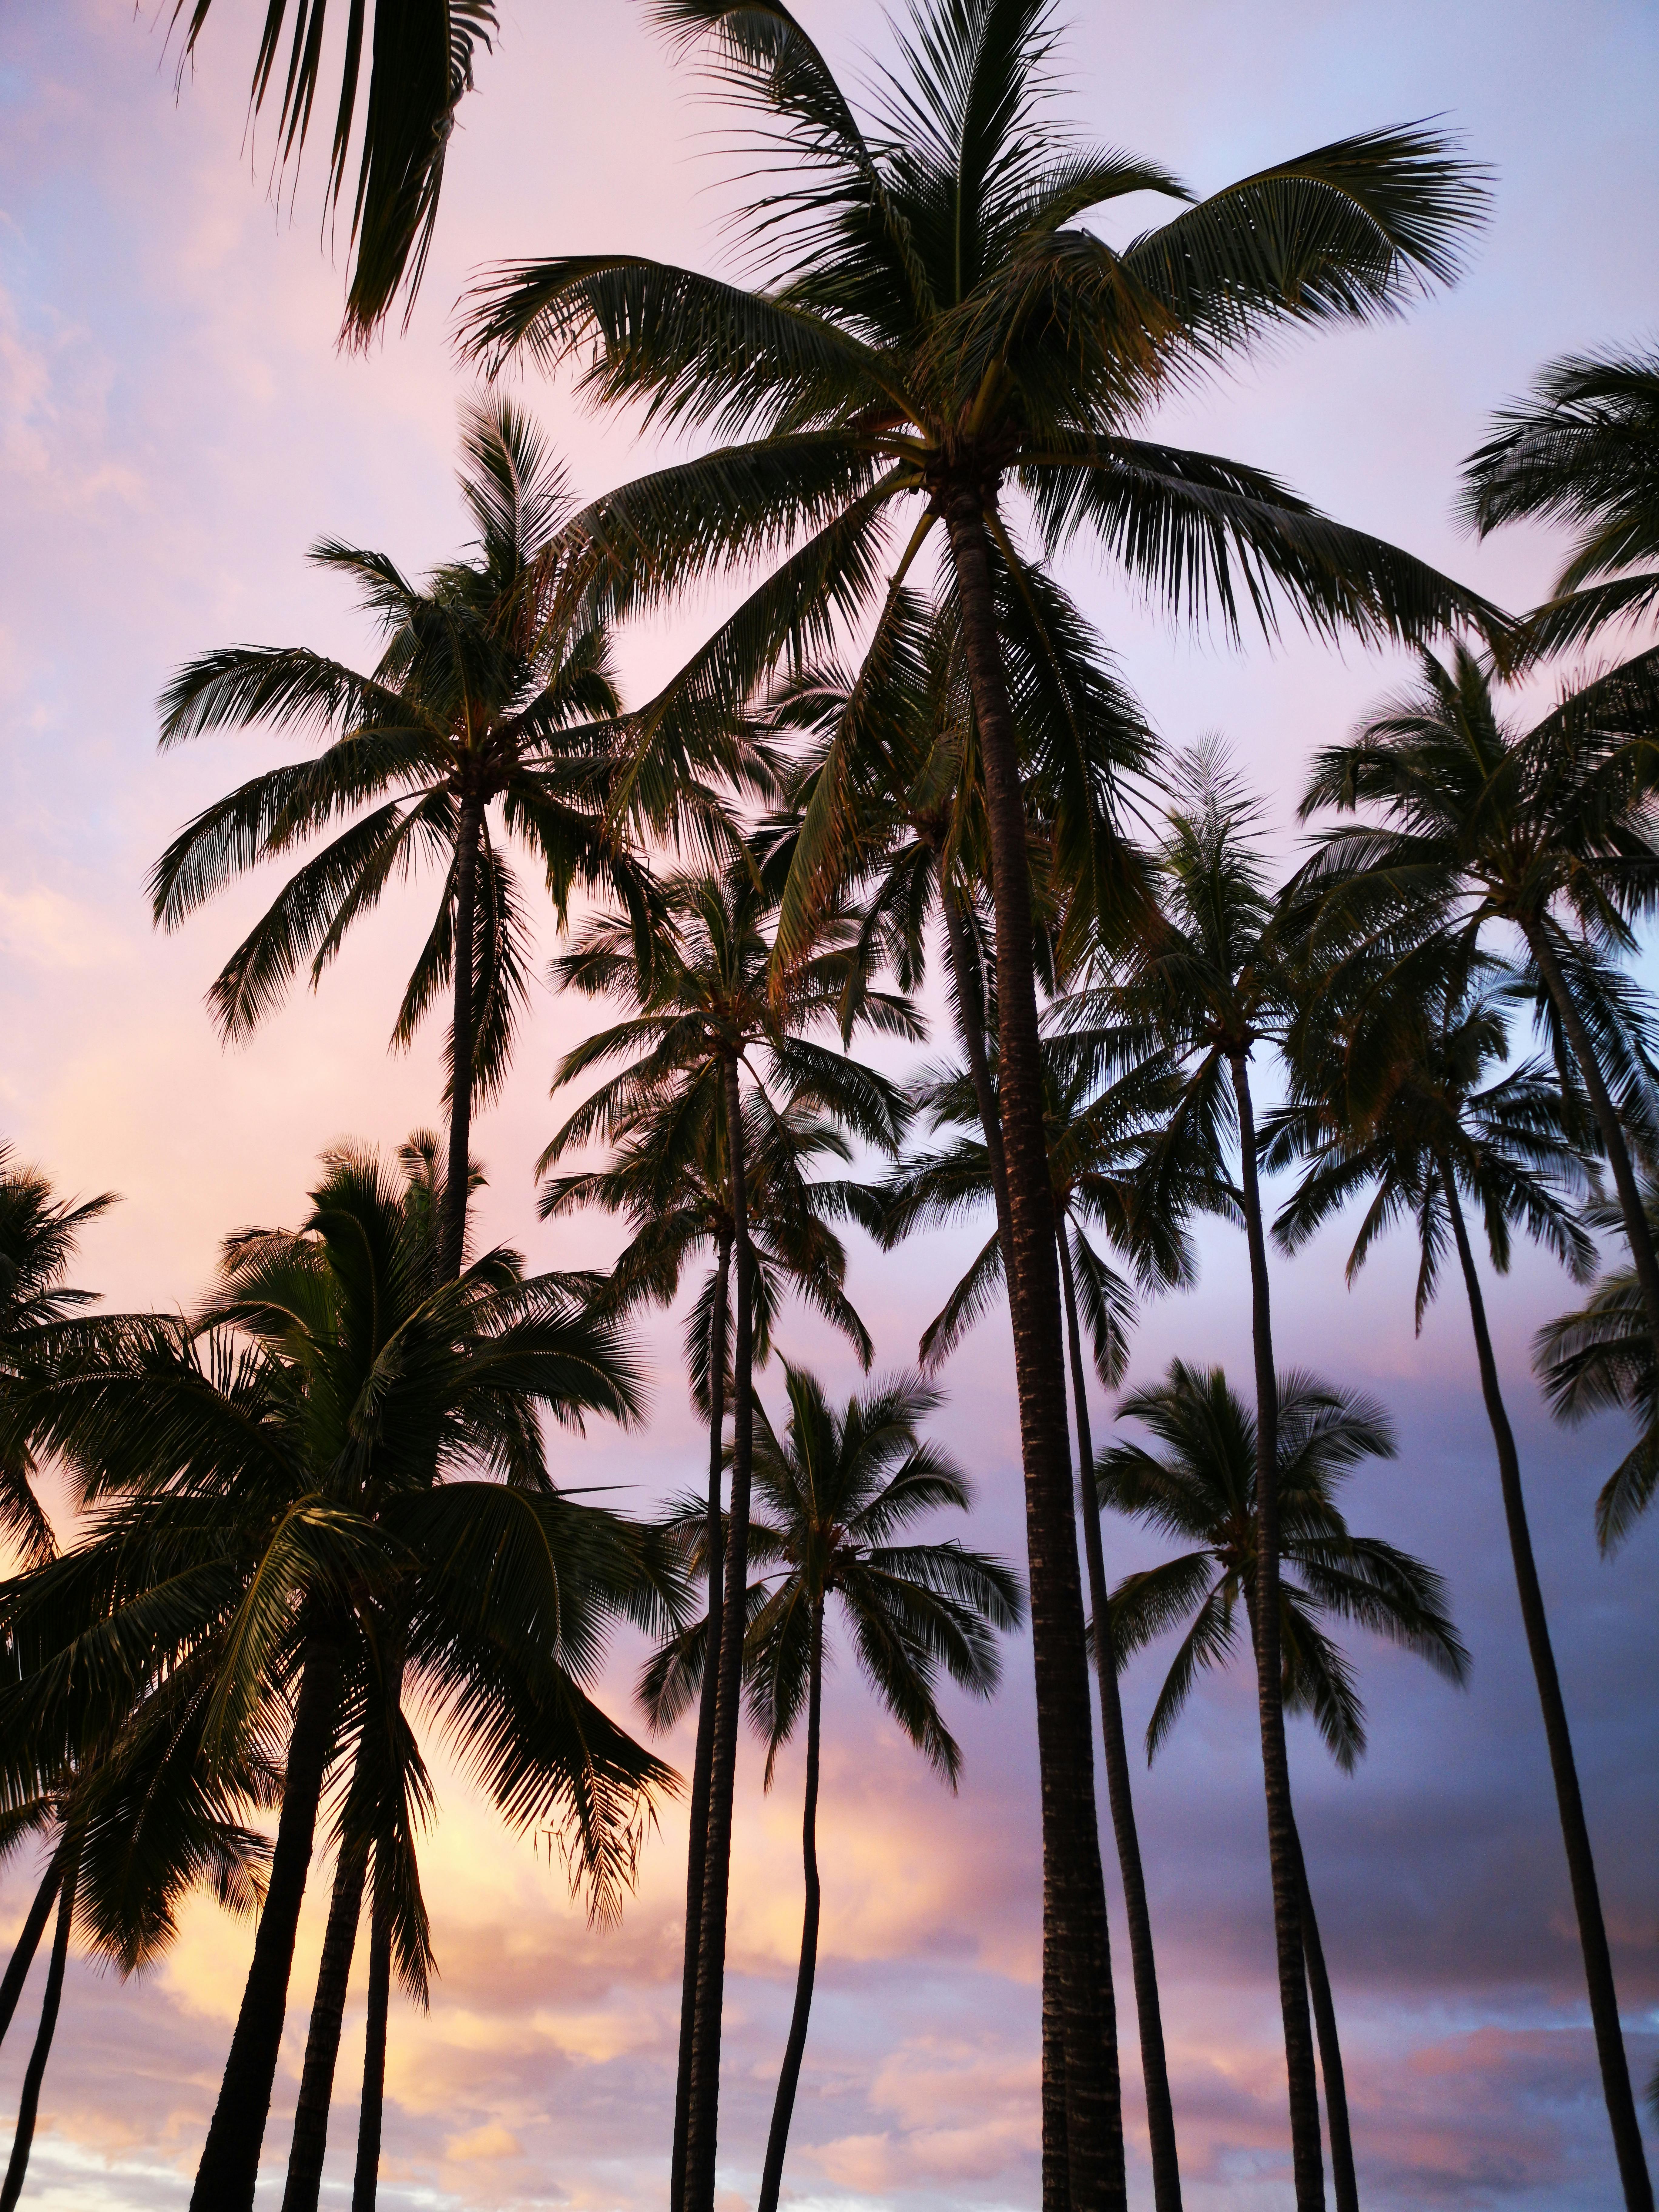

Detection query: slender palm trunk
(1525, 923), (1659, 1376)
(1057, 1222), (1183, 2212)
(671, 1230), (731, 2212)
(757, 1596), (824, 2212)
(684, 1059), (756, 2212)
(1290, 1824), (1358, 2212)
(0, 1836), (76, 2212)
(190, 1629), (345, 2212)
(0, 1850), (62, 2052)
(944, 484), (1125, 2212)
(1230, 1052), (1325, 2211)
(352, 1852), (394, 2212)
(944, 866), (1078, 2207)
(280, 1844), (367, 2212)
(441, 790), (485, 1283)
(1443, 1170), (1653, 2212)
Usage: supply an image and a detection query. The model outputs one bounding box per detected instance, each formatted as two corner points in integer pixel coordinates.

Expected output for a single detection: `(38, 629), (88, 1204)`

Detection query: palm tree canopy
(165, 0), (497, 343)
(0, 1141), (680, 1928)
(1100, 1359), (1466, 1770)
(0, 1145), (115, 1567)
(461, 0), (1504, 843)
(1265, 950), (1598, 1331)
(643, 1364), (1023, 1788)
(1534, 1182), (1659, 1555)
(874, 1033), (1196, 1373)
(150, 400), (726, 1106)
(1461, 344), (1659, 664)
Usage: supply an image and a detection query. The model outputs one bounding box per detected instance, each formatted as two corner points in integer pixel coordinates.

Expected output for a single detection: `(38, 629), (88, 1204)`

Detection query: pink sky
(0, 2), (1656, 2207)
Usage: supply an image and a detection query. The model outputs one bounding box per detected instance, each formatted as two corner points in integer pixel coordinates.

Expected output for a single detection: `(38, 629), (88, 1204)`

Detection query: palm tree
(151, 398), (683, 1281)
(1461, 346), (1659, 673)
(1295, 642), (1659, 1392)
(0, 1652), (274, 2210)
(1064, 746), (1329, 2186)
(545, 863), (913, 2210)
(156, 0), (497, 342)
(463, 25), (1495, 2189)
(1100, 1360), (1468, 2212)
(5, 1142), (674, 2212)
(540, 1080), (874, 2208)
(0, 1145), (114, 1570)
(876, 1034), (1196, 2209)
(1264, 958), (1654, 2211)
(642, 1365), (1022, 2212)
(1533, 1181), (1659, 1553)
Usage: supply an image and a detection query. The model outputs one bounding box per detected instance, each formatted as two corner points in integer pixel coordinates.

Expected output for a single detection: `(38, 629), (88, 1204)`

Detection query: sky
(1, 2), (1657, 2209)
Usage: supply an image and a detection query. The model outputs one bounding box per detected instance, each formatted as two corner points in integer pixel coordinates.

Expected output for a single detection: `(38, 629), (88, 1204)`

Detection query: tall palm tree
(1295, 643), (1659, 1392)
(1264, 960), (1654, 2211)
(5, 1143), (674, 2212)
(464, 25), (1494, 2190)
(642, 1365), (1022, 2212)
(1533, 1181), (1659, 1553)
(546, 863), (913, 2210)
(876, 1035), (1196, 2210)
(1461, 346), (1659, 673)
(1065, 746), (1329, 2186)
(0, 1145), (114, 1570)
(158, 0), (498, 342)
(151, 398), (681, 1281)
(540, 1079), (873, 2209)
(1100, 1360), (1469, 2212)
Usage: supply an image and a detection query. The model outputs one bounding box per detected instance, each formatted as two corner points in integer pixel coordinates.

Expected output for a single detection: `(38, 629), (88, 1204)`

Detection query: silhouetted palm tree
(1266, 958), (1653, 2210)
(643, 1365), (1021, 2212)
(465, 14), (1496, 2191)
(1100, 1360), (1468, 2212)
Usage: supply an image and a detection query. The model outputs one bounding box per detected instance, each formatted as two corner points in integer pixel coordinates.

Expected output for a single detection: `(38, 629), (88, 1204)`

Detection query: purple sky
(1, 2), (1656, 2208)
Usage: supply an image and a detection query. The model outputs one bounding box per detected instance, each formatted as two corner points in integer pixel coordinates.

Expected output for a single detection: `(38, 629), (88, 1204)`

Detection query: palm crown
(1100, 1360), (1467, 1769)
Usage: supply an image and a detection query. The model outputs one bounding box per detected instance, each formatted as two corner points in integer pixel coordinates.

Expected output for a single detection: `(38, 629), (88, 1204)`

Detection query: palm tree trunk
(440, 789), (486, 1283)
(1290, 1822), (1358, 2212)
(1057, 1222), (1184, 2212)
(351, 1851), (394, 2212)
(943, 483), (1126, 2212)
(0, 1850), (62, 2052)
(0, 1835), (76, 2212)
(943, 866), (1078, 2209)
(191, 1628), (345, 2212)
(280, 1844), (367, 2212)
(1524, 922), (1659, 1377)
(1230, 1051), (1325, 2212)
(670, 1229), (731, 2212)
(757, 1595), (824, 2212)
(1443, 1169), (1653, 2212)
(684, 1057), (756, 2212)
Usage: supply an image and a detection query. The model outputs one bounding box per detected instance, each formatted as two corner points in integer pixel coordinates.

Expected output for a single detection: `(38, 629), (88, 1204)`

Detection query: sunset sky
(2, 2), (1657, 2208)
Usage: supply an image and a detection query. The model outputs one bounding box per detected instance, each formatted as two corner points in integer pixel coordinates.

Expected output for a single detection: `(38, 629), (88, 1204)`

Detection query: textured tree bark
(670, 1229), (731, 2212)
(942, 882), (1014, 1255)
(757, 1595), (824, 2212)
(351, 1857), (394, 2212)
(190, 1630), (345, 2212)
(1230, 1052), (1326, 2212)
(683, 1058), (756, 2212)
(280, 1842), (368, 2212)
(1525, 923), (1659, 1379)
(943, 483), (1126, 2212)
(441, 789), (485, 1282)
(0, 1849), (62, 2052)
(1057, 1220), (1184, 2212)
(0, 1835), (76, 2212)
(1291, 1826), (1358, 2212)
(1444, 1172), (1653, 2212)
